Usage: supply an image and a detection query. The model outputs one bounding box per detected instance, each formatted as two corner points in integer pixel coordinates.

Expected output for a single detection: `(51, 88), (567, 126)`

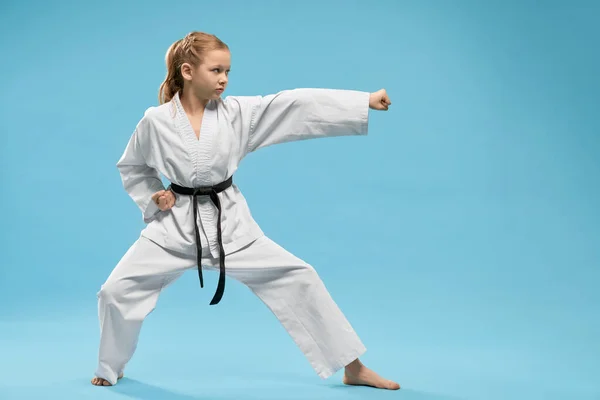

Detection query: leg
(93, 236), (195, 386)
(206, 236), (397, 388)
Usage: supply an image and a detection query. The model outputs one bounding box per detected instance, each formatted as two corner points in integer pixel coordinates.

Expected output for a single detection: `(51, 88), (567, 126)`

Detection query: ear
(180, 63), (193, 81)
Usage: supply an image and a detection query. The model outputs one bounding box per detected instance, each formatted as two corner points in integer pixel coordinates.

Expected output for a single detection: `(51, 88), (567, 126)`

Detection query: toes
(91, 377), (113, 386)
(386, 381), (401, 390)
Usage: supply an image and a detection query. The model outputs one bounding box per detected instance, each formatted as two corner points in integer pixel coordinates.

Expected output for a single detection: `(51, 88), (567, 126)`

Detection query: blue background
(1, 0), (598, 399)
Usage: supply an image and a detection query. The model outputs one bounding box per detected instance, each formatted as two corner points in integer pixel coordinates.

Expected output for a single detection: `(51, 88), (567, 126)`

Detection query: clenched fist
(369, 89), (392, 111)
(152, 189), (176, 211)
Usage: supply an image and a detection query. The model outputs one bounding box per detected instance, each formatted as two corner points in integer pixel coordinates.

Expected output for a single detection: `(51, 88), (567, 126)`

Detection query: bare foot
(343, 359), (400, 390)
(91, 372), (124, 386)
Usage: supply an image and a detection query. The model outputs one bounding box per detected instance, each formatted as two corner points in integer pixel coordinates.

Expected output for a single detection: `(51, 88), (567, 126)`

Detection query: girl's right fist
(151, 189), (175, 211)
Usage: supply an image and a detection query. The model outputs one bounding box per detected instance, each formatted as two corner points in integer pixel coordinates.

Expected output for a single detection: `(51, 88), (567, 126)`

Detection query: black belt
(168, 176), (233, 305)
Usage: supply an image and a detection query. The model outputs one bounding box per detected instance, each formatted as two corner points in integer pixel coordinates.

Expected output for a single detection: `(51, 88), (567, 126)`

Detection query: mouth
(216, 88), (225, 93)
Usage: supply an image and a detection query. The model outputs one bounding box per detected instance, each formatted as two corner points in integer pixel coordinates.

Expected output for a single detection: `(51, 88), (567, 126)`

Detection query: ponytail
(158, 40), (184, 104)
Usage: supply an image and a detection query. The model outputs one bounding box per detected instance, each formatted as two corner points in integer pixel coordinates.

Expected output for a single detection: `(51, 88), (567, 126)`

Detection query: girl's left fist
(369, 89), (392, 111)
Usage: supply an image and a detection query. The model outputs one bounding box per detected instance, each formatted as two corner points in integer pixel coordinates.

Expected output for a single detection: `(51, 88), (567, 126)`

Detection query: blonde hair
(158, 31), (229, 104)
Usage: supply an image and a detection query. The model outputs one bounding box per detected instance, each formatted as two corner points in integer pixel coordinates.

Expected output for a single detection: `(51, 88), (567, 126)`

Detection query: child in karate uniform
(92, 31), (399, 391)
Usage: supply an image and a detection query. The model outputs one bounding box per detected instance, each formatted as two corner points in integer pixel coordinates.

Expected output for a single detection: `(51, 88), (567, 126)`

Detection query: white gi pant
(95, 235), (366, 384)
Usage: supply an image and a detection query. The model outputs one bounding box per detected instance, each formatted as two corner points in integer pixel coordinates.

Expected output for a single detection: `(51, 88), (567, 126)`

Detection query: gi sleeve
(237, 88), (370, 153)
(116, 126), (165, 223)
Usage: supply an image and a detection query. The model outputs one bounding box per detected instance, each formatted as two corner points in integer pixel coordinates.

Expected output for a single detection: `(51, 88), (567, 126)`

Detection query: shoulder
(221, 94), (261, 112)
(134, 102), (175, 134)
(221, 89), (311, 112)
(141, 102), (174, 124)
(218, 95), (265, 125)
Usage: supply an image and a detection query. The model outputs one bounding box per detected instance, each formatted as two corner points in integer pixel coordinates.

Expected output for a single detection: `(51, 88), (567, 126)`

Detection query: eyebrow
(212, 65), (231, 69)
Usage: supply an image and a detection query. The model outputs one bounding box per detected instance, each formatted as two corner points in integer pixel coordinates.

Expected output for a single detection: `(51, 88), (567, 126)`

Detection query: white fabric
(97, 88), (372, 383)
(95, 235), (367, 384)
(116, 89), (370, 258)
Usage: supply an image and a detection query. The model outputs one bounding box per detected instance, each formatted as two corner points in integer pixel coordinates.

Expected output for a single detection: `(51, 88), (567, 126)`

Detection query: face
(181, 49), (231, 101)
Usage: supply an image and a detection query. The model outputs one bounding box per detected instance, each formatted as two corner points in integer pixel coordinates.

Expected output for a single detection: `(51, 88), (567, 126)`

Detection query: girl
(92, 31), (399, 391)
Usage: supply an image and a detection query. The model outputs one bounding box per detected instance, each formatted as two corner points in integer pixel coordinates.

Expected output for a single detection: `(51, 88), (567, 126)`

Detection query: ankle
(345, 358), (364, 374)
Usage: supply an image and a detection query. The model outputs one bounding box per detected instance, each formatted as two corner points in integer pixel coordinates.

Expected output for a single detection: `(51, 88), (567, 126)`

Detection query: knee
(97, 278), (159, 321)
(97, 280), (126, 306)
(298, 263), (318, 279)
(97, 280), (149, 322)
(291, 262), (324, 290)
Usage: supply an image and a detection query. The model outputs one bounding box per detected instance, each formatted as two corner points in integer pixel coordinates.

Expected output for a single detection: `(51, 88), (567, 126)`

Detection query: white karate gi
(95, 89), (371, 385)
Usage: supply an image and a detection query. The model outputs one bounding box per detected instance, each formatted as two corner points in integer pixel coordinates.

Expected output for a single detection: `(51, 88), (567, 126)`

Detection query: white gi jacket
(116, 89), (370, 258)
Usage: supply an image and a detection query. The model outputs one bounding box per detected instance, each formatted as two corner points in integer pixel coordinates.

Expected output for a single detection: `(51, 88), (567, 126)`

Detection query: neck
(179, 86), (209, 115)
